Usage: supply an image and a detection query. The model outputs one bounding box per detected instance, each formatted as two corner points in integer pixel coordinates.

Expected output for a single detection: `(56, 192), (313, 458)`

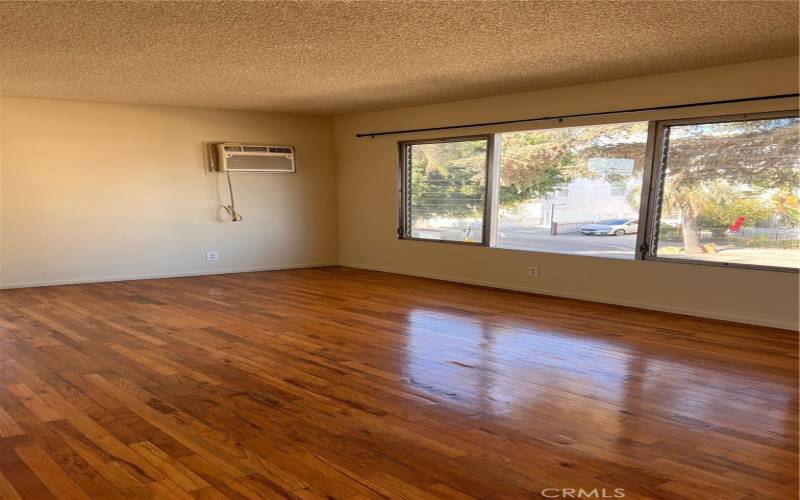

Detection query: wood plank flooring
(0, 266), (796, 499)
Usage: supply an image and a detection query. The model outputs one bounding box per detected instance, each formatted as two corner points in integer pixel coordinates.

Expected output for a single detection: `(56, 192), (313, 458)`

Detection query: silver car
(580, 219), (639, 236)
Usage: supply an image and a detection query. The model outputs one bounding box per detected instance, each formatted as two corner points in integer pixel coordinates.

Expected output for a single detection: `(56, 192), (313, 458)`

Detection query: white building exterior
(499, 157), (641, 227)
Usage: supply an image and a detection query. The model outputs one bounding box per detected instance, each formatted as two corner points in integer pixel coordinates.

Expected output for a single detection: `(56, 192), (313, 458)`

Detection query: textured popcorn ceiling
(0, 1), (797, 115)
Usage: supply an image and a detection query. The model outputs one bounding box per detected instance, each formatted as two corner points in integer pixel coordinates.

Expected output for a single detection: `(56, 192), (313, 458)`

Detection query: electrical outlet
(528, 266), (538, 277)
(206, 251), (219, 263)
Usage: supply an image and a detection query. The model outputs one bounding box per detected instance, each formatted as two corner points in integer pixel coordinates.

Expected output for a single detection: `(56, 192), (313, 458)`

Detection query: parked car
(580, 219), (638, 236)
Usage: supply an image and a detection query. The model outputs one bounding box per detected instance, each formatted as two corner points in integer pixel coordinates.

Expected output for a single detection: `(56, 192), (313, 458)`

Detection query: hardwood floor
(0, 267), (796, 499)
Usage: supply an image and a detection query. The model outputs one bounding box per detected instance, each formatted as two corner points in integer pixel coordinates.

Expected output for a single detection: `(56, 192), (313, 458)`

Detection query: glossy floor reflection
(0, 267), (796, 499)
(400, 303), (798, 499)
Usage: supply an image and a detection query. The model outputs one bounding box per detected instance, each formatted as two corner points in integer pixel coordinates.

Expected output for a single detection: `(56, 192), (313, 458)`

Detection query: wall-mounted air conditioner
(208, 142), (296, 173)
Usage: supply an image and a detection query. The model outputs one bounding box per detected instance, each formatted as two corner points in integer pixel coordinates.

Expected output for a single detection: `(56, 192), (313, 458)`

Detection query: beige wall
(333, 57), (800, 330)
(0, 98), (338, 287)
(2, 58), (798, 330)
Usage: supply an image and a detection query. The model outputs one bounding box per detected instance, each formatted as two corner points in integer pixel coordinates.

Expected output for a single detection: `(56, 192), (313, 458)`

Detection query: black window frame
(397, 110), (799, 273)
(638, 109), (800, 273)
(397, 135), (495, 246)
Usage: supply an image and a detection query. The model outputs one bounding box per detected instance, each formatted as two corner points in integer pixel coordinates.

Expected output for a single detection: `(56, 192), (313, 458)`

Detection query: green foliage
(498, 123), (650, 209)
(667, 118), (799, 190)
(408, 123), (652, 220)
(498, 147), (572, 207)
(658, 118), (799, 252)
(656, 224), (683, 242)
(773, 192), (800, 226)
(409, 140), (487, 221)
(696, 196), (775, 228)
(498, 129), (588, 208)
(407, 118), (799, 235)
(498, 167), (566, 207)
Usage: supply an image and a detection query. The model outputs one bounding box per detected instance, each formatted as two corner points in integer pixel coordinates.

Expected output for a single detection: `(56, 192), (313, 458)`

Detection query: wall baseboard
(340, 262), (799, 331)
(0, 262), (339, 290)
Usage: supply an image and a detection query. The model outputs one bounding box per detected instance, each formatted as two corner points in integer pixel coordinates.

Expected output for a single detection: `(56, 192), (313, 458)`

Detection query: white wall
(0, 98), (338, 287)
(333, 57), (800, 330)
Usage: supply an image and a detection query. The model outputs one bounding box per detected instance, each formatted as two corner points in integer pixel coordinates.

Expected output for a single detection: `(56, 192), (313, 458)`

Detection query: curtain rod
(354, 93), (800, 138)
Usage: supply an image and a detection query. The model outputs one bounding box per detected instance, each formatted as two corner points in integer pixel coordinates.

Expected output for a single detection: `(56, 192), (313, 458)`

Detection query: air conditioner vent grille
(211, 142), (296, 173)
(226, 155), (294, 172)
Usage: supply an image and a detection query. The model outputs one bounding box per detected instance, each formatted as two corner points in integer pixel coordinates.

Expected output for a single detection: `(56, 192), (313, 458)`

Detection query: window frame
(639, 110), (799, 273)
(397, 110), (799, 273)
(397, 134), (495, 247)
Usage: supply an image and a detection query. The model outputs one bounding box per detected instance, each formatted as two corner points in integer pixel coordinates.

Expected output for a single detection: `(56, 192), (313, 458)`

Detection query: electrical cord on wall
(222, 170), (243, 222)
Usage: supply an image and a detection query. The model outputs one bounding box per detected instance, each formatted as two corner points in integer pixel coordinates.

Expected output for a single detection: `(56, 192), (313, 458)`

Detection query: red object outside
(729, 216), (746, 232)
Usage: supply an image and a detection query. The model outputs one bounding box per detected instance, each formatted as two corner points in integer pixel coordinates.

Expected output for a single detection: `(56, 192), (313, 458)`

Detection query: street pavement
(496, 226), (637, 259)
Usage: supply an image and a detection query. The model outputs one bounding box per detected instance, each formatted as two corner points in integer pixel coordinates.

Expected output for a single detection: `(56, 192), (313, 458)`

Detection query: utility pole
(550, 203), (566, 235)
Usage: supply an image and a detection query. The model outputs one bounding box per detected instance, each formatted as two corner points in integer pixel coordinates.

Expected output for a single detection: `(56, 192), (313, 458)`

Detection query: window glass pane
(407, 139), (488, 243)
(654, 116), (800, 269)
(496, 122), (648, 258)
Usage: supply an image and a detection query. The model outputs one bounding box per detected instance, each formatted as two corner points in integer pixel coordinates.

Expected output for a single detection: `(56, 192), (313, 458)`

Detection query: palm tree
(621, 182), (710, 253)
(614, 118), (799, 254)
